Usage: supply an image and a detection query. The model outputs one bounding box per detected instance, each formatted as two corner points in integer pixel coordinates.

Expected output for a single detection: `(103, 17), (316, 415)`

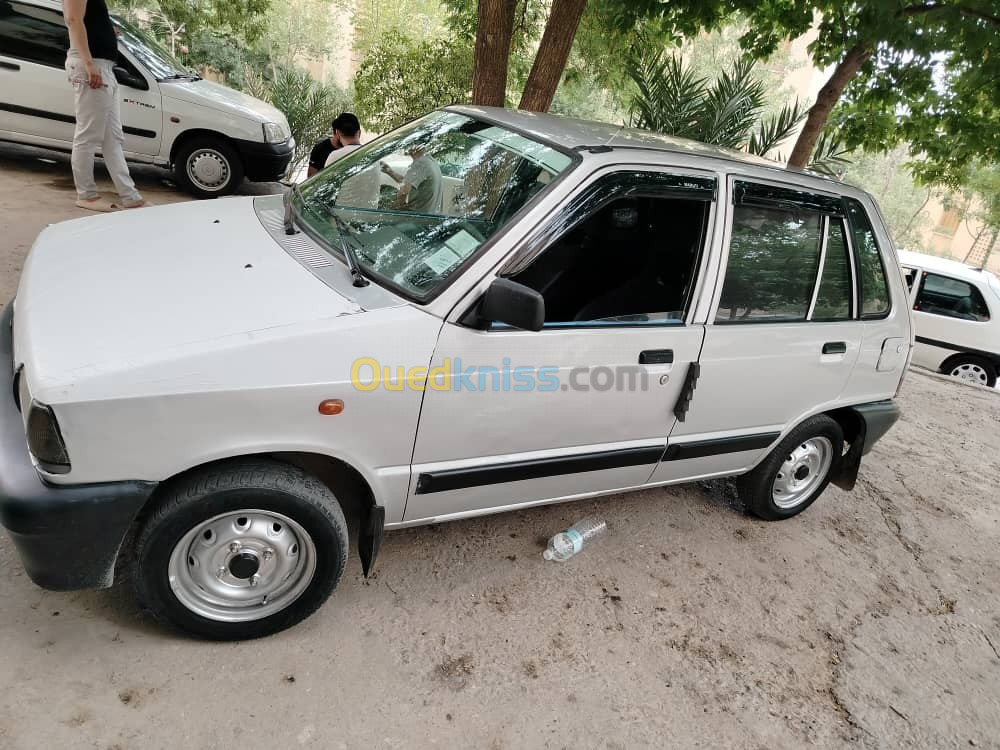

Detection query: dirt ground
(1, 143), (999, 749)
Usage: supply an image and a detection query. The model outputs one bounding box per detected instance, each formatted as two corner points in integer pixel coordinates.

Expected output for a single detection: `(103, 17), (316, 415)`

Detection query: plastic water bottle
(543, 517), (607, 561)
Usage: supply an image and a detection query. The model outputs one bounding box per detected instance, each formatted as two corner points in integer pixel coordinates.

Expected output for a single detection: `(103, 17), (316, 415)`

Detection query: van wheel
(134, 459), (348, 640)
(737, 416), (843, 521)
(945, 355), (996, 388)
(173, 136), (244, 198)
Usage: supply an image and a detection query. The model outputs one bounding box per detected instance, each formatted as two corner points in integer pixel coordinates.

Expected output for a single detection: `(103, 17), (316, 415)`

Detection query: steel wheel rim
(168, 510), (316, 622)
(186, 149), (230, 191)
(772, 437), (833, 509)
(950, 362), (988, 386)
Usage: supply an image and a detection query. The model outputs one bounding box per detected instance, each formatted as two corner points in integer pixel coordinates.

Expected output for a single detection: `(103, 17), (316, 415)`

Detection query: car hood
(161, 79), (289, 130)
(14, 198), (361, 394)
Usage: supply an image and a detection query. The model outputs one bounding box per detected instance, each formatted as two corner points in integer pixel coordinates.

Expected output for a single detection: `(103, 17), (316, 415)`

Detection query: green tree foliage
(352, 0), (453, 57)
(243, 66), (353, 171)
(353, 30), (473, 132)
(627, 52), (849, 175)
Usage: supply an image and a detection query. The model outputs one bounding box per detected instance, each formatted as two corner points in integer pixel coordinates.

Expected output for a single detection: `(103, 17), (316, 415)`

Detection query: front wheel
(173, 136), (244, 199)
(134, 460), (348, 640)
(737, 415), (843, 521)
(945, 355), (997, 388)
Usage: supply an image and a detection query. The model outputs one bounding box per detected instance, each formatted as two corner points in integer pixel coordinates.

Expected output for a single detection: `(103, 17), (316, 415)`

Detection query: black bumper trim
(0, 303), (157, 590)
(233, 137), (294, 182)
(851, 400), (901, 455)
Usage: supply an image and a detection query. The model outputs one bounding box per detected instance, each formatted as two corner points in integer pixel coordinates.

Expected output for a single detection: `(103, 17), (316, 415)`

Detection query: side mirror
(113, 66), (148, 91)
(479, 278), (545, 331)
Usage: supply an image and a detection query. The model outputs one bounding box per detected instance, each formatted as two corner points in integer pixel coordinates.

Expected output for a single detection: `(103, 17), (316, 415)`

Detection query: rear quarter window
(845, 198), (891, 318)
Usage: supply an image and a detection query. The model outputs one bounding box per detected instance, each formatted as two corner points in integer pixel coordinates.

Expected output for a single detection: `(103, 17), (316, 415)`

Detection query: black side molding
(914, 336), (1000, 366)
(0, 102), (158, 139)
(663, 432), (780, 461)
(415, 446), (665, 494)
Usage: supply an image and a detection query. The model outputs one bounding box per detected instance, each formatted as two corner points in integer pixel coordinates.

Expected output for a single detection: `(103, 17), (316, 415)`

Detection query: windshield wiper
(330, 211), (370, 288)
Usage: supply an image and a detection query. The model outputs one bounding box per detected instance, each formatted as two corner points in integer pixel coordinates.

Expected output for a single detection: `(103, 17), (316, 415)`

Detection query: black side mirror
(113, 66), (148, 91)
(479, 278), (545, 331)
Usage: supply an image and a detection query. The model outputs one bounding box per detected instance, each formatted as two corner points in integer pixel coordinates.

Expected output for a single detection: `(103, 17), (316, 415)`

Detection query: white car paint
(898, 249), (1000, 383)
(10, 106), (912, 531)
(0, 0), (291, 186)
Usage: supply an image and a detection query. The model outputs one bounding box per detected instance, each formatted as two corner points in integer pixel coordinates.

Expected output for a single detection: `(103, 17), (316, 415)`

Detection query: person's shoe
(120, 198), (149, 209)
(75, 197), (118, 212)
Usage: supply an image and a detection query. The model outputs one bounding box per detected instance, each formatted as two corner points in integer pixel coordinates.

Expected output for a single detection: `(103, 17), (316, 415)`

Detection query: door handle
(639, 349), (673, 365)
(0, 61), (20, 71)
(822, 341), (847, 355)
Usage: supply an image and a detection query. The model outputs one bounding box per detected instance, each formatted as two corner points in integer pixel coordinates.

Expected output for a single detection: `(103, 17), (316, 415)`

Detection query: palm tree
(627, 51), (850, 177)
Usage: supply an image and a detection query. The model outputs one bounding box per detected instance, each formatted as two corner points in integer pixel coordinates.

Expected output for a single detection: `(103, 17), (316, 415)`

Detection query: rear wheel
(737, 415), (843, 521)
(173, 136), (244, 199)
(134, 459), (348, 640)
(945, 355), (997, 388)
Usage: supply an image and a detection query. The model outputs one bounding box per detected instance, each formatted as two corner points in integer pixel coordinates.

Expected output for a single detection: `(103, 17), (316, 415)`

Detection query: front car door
(910, 269), (995, 372)
(649, 177), (870, 484)
(403, 167), (718, 523)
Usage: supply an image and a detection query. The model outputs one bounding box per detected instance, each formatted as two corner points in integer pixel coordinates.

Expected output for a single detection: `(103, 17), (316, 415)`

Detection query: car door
(911, 269), (994, 368)
(0, 0), (76, 144)
(648, 177), (865, 484)
(402, 167), (718, 523)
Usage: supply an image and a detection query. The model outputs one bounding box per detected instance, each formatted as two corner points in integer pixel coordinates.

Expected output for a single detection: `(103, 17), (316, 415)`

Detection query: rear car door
(0, 0), (76, 144)
(649, 178), (866, 483)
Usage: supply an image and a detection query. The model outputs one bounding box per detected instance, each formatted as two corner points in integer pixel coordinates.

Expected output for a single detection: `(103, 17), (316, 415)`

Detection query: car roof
(446, 104), (845, 184)
(898, 249), (1000, 289)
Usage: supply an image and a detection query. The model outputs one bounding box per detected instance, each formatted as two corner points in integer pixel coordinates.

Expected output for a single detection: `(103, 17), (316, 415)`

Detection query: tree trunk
(471, 0), (517, 107)
(981, 228), (1000, 269)
(518, 0), (588, 112)
(788, 42), (871, 168)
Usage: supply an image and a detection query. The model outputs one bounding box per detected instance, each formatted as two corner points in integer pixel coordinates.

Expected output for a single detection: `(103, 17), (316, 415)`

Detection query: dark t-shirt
(84, 0), (118, 61)
(309, 139), (335, 171)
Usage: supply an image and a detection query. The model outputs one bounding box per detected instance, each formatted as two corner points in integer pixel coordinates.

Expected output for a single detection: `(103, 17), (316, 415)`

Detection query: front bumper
(233, 138), (295, 182)
(0, 303), (156, 590)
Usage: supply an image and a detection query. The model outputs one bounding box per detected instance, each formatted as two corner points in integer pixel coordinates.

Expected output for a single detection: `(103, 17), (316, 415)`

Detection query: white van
(0, 107), (912, 639)
(898, 249), (1000, 387)
(0, 0), (293, 197)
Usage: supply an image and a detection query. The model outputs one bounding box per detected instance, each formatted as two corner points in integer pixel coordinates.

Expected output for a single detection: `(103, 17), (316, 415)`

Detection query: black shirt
(84, 0), (118, 61)
(309, 138), (335, 172)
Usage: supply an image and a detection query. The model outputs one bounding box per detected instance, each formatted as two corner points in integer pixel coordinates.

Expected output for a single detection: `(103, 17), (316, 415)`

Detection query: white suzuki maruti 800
(1, 107), (911, 639)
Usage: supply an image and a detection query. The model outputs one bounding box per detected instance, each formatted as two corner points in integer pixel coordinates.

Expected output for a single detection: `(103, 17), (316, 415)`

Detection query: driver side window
(506, 172), (714, 326)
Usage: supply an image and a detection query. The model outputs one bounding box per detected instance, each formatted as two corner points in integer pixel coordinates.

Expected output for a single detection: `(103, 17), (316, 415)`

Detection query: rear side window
(915, 273), (991, 322)
(845, 198), (891, 318)
(0, 1), (69, 68)
(812, 220), (853, 320)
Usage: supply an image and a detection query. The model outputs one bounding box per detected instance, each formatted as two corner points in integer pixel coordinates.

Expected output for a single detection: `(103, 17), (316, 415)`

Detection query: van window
(845, 198), (891, 317)
(509, 183), (711, 325)
(0, 1), (68, 68)
(915, 273), (991, 322)
(812, 219), (853, 320)
(716, 205), (823, 322)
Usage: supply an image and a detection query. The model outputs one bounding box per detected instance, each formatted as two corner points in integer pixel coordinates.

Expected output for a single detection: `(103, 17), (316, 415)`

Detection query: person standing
(323, 113), (363, 167)
(63, 0), (146, 211)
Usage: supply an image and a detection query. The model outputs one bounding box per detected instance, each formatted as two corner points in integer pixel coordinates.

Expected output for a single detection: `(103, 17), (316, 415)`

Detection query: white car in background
(0, 0), (293, 197)
(898, 249), (1000, 387)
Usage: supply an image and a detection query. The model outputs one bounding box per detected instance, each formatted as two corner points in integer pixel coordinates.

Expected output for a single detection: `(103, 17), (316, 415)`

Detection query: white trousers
(65, 51), (141, 203)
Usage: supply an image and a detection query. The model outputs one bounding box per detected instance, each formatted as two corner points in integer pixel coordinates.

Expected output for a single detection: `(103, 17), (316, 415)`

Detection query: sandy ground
(1, 143), (999, 749)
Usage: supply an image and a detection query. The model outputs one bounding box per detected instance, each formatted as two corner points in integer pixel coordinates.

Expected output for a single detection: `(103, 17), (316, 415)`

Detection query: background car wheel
(134, 459), (348, 640)
(736, 415), (843, 521)
(945, 355), (997, 388)
(173, 136), (244, 199)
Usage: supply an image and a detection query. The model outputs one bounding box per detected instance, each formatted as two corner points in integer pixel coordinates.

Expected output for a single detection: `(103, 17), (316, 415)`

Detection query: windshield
(294, 111), (575, 300)
(114, 17), (193, 80)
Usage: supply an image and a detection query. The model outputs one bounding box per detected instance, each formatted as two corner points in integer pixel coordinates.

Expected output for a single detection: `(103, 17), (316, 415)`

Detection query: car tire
(173, 136), (244, 199)
(944, 355), (997, 388)
(736, 415), (843, 521)
(133, 459), (348, 640)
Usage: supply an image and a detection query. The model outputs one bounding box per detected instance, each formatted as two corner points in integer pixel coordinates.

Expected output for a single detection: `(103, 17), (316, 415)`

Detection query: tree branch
(897, 2), (1000, 26)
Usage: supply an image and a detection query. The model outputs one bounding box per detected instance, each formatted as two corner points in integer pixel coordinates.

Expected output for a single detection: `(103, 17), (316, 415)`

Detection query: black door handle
(0, 61), (20, 71)
(823, 341), (847, 355)
(639, 349), (674, 365)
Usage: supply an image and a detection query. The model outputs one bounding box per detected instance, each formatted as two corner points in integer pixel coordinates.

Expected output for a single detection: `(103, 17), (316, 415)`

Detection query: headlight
(26, 400), (71, 474)
(263, 122), (287, 144)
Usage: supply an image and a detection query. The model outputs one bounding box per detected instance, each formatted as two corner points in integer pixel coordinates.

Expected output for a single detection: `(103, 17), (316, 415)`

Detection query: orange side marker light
(318, 399), (345, 415)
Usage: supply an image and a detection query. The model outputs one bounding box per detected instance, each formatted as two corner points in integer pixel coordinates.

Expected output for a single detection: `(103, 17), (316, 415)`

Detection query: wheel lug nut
(216, 567), (227, 579)
(249, 574), (260, 588)
(229, 542), (241, 553)
(262, 549), (274, 561)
